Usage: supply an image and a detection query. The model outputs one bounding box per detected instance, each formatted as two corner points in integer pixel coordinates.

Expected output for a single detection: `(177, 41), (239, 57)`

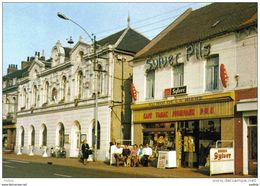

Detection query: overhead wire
(93, 4), (257, 51)
(94, 3), (198, 38)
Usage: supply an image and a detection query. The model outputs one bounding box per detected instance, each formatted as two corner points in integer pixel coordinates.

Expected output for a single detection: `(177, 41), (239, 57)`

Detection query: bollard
(17, 146), (22, 155)
(42, 146), (48, 157)
(29, 146), (34, 156)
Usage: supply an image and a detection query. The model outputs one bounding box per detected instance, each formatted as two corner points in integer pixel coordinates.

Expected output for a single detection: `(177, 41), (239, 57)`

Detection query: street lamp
(57, 12), (98, 161)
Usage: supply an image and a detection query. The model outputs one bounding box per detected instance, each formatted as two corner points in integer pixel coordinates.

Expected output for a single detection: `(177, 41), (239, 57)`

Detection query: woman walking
(81, 140), (90, 165)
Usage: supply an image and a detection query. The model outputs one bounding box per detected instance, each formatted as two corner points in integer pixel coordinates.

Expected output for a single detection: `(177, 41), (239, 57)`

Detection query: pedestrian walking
(82, 140), (90, 165)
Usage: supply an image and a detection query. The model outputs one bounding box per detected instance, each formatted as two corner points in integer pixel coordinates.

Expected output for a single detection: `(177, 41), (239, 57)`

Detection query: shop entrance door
(248, 125), (257, 175)
(180, 120), (199, 168)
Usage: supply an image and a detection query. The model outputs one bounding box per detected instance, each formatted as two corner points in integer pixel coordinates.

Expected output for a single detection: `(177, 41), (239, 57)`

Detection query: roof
(117, 28), (150, 53)
(3, 66), (30, 81)
(97, 27), (150, 53)
(135, 3), (257, 59)
(97, 29), (126, 46)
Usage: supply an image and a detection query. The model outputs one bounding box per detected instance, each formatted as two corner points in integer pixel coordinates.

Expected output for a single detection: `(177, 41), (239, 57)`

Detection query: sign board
(133, 101), (234, 123)
(210, 147), (234, 175)
(164, 86), (187, 97)
(157, 151), (177, 169)
(157, 151), (167, 168)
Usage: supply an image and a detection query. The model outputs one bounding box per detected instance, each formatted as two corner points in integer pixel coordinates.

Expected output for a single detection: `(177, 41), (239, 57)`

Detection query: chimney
(21, 61), (27, 69)
(7, 64), (18, 74)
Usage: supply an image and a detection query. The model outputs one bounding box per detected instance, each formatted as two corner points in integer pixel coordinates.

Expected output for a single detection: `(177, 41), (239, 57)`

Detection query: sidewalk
(2, 152), (256, 178)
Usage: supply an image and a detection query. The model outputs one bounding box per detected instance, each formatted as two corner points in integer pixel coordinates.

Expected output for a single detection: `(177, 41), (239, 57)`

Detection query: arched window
(97, 64), (103, 95)
(52, 87), (57, 103)
(77, 71), (83, 99)
(29, 125), (35, 146)
(92, 121), (101, 149)
(58, 123), (65, 147)
(79, 51), (84, 62)
(45, 82), (49, 103)
(20, 126), (25, 147)
(23, 88), (27, 108)
(33, 85), (38, 107)
(61, 76), (67, 101)
(12, 97), (17, 113)
(41, 124), (47, 146)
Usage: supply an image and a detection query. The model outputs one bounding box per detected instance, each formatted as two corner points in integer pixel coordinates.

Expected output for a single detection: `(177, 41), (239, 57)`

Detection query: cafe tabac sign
(132, 92), (235, 123)
(145, 42), (211, 72)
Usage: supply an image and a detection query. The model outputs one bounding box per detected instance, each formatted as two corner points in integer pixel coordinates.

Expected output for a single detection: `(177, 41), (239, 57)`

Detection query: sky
(2, 2), (209, 75)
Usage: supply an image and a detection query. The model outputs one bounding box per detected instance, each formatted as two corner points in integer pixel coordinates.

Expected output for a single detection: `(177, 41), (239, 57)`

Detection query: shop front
(132, 92), (235, 168)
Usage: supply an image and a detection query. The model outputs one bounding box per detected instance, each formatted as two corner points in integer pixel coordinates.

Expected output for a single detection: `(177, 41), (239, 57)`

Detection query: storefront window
(143, 122), (176, 155)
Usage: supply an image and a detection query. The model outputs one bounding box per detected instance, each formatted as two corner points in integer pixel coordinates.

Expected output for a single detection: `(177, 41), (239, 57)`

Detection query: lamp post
(57, 12), (98, 161)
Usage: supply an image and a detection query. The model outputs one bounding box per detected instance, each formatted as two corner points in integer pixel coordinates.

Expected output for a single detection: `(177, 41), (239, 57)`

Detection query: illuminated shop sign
(164, 86), (187, 97)
(145, 42), (211, 72)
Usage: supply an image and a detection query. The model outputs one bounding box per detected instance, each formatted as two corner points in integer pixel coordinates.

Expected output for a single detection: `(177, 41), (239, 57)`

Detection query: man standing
(141, 144), (153, 166)
(114, 143), (123, 167)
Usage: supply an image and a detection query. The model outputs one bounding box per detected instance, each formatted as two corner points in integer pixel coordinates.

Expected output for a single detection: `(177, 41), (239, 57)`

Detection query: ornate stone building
(14, 26), (149, 161)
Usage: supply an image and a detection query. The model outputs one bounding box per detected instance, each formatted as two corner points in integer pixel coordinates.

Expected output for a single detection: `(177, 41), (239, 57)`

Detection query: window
(23, 88), (27, 109)
(20, 127), (24, 147)
(146, 70), (155, 99)
(79, 51), (84, 62)
(174, 64), (184, 87)
(42, 125), (47, 146)
(45, 82), (49, 103)
(206, 55), (219, 91)
(61, 76), (67, 101)
(97, 64), (103, 95)
(58, 124), (65, 147)
(12, 97), (17, 113)
(52, 88), (57, 102)
(77, 71), (83, 99)
(33, 85), (37, 107)
(30, 126), (35, 146)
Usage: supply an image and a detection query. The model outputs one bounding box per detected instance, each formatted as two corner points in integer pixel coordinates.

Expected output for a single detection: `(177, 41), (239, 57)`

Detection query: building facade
(3, 65), (19, 151)
(2, 62), (32, 151)
(14, 26), (149, 161)
(131, 3), (257, 175)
